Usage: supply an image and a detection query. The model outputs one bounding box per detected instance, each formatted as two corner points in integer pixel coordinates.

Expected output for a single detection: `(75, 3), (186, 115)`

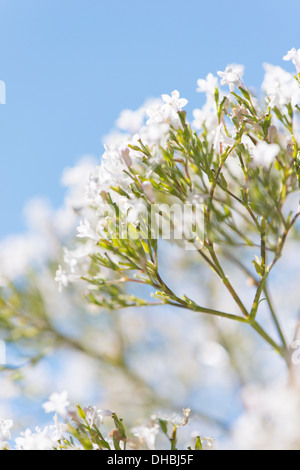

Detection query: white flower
(262, 63), (300, 108)
(132, 423), (159, 450)
(15, 428), (54, 451)
(85, 170), (101, 203)
(146, 91), (188, 129)
(156, 408), (191, 427)
(85, 406), (114, 427)
(213, 124), (236, 151)
(251, 141), (280, 167)
(196, 73), (220, 108)
(0, 418), (13, 442)
(120, 147), (132, 167)
(116, 108), (145, 134)
(43, 391), (70, 418)
(283, 48), (300, 74)
(99, 145), (131, 192)
(77, 218), (98, 241)
(190, 432), (214, 450)
(141, 181), (156, 203)
(0, 441), (9, 450)
(63, 245), (91, 273)
(233, 382), (300, 450)
(55, 263), (81, 291)
(54, 265), (69, 292)
(192, 106), (218, 134)
(140, 121), (170, 145)
(197, 73), (218, 95)
(217, 64), (244, 92)
(161, 90), (188, 111)
(126, 200), (148, 226)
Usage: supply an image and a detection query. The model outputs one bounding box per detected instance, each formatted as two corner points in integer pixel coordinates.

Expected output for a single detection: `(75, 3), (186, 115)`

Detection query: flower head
(213, 123), (236, 151)
(251, 141), (280, 167)
(161, 90), (188, 111)
(43, 391), (70, 418)
(132, 423), (159, 450)
(197, 73), (218, 95)
(283, 48), (300, 74)
(85, 406), (114, 427)
(217, 65), (244, 92)
(54, 265), (69, 292)
(15, 428), (54, 451)
(76, 218), (98, 241)
(0, 418), (13, 442)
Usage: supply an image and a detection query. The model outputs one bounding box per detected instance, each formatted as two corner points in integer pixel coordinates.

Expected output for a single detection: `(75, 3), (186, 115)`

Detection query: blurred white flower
(116, 108), (145, 134)
(197, 73), (218, 96)
(262, 63), (300, 108)
(251, 141), (280, 167)
(132, 423), (159, 450)
(43, 391), (70, 418)
(0, 418), (13, 442)
(77, 218), (98, 241)
(283, 47), (300, 74)
(192, 107), (218, 134)
(15, 428), (55, 451)
(54, 265), (69, 292)
(233, 382), (300, 450)
(141, 181), (156, 203)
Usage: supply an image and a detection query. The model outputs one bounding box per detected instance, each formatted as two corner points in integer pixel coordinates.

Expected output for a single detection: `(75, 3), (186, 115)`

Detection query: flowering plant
(1, 48), (300, 450)
(56, 49), (300, 368)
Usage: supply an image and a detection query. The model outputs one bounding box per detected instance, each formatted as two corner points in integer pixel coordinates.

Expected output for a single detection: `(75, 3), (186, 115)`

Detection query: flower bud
(121, 147), (132, 167)
(141, 181), (156, 203)
(268, 125), (277, 143)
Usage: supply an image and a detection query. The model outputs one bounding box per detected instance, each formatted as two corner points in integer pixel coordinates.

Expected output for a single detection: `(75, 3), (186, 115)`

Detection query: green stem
(251, 321), (284, 356)
(263, 286), (287, 349)
(249, 275), (267, 321)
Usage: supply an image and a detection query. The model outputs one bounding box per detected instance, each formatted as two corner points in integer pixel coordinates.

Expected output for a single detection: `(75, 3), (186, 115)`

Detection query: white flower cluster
(1, 392), (205, 451)
(54, 48), (300, 294)
(233, 381), (300, 450)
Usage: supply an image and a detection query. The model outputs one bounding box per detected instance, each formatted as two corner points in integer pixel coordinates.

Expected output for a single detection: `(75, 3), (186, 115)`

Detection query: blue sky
(1, 0), (300, 237)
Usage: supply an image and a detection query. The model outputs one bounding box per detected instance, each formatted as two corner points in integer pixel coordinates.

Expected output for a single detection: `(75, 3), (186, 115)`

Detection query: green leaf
(112, 414), (127, 440)
(239, 87), (251, 102)
(195, 436), (203, 450)
(159, 419), (168, 435)
(252, 257), (264, 277)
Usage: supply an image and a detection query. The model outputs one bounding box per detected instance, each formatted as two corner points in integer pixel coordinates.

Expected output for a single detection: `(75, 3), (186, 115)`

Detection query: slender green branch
(263, 286), (287, 348)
